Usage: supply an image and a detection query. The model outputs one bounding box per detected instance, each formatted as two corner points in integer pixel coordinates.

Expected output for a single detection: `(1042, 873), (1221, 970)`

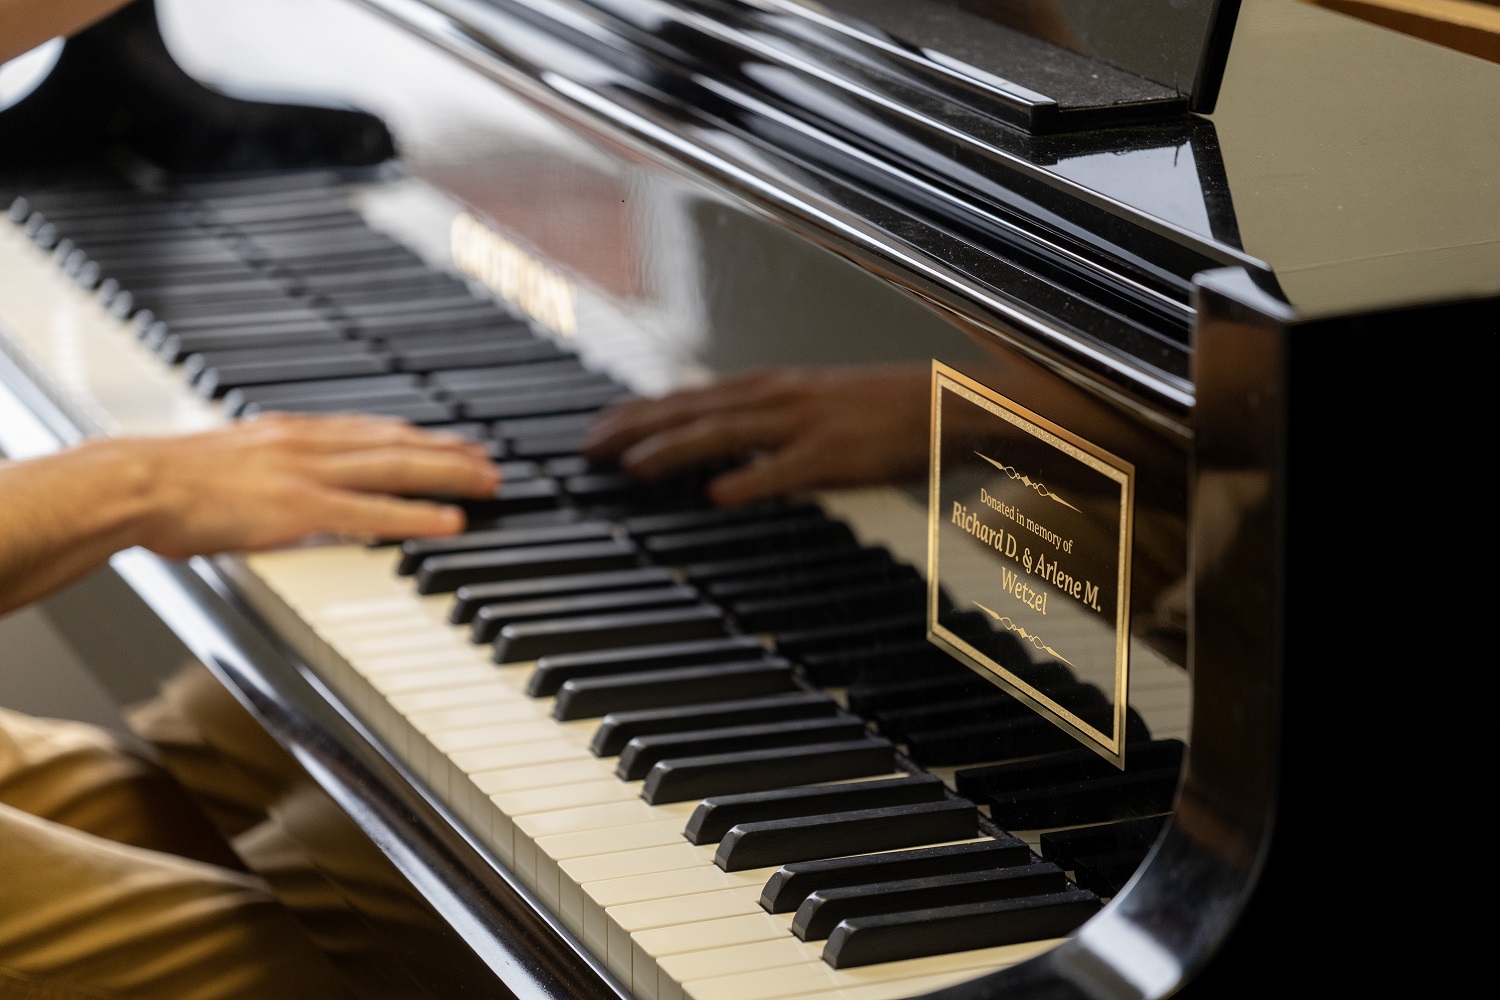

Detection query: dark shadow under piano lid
(0, 0), (1496, 999)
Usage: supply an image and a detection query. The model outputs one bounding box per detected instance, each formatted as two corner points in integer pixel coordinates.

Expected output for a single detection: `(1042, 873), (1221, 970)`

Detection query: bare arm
(0, 413), (499, 616)
(0, 0), (131, 63)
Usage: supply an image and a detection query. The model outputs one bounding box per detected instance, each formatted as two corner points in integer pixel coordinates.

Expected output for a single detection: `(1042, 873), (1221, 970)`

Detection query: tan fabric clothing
(0, 707), (353, 1000)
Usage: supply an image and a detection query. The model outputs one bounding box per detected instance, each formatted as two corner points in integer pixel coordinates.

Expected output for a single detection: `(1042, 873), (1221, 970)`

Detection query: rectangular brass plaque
(927, 362), (1135, 766)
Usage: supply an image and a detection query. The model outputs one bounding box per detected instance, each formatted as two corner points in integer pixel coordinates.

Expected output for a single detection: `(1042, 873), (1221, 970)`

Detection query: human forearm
(0, 0), (132, 63)
(0, 439), (156, 615)
(0, 415), (498, 616)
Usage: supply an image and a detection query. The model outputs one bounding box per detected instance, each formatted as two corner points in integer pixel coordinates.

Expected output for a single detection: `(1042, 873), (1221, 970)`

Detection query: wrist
(70, 437), (170, 552)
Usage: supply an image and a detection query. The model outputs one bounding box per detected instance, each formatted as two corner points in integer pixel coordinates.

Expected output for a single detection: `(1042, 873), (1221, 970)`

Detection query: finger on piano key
(592, 692), (841, 758)
(554, 660), (799, 721)
(683, 774), (946, 846)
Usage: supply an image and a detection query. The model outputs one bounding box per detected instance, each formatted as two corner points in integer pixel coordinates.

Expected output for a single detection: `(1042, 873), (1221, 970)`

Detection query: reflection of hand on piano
(584, 365), (931, 506)
(0, 412), (498, 615)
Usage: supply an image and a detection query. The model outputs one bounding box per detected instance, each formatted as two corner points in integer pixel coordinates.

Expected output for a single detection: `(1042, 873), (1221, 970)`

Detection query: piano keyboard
(1, 168), (1190, 1000)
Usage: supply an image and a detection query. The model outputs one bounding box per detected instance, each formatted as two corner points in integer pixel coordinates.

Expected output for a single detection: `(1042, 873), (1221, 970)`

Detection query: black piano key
(643, 517), (855, 565)
(760, 838), (1034, 914)
(417, 539), (637, 595)
(450, 566), (677, 623)
(616, 716), (869, 781)
(684, 774), (946, 845)
(845, 672), (996, 716)
(554, 660), (798, 722)
(157, 324), (348, 362)
(641, 737), (896, 805)
(494, 604), (727, 663)
(392, 338), (568, 372)
(821, 890), (1101, 969)
(682, 546), (895, 587)
(872, 692), (1039, 741)
(429, 358), (590, 390)
(471, 585), (700, 643)
(730, 579), (927, 632)
(705, 559), (913, 604)
(772, 613), (926, 659)
(590, 692), (838, 757)
(955, 739), (1185, 801)
(222, 373), (423, 416)
(244, 397), (460, 424)
(509, 434), (589, 460)
(1071, 850), (1153, 898)
(462, 385), (626, 421)
(907, 709), (1152, 767)
(527, 635), (767, 697)
(715, 799), (979, 872)
(540, 455), (593, 478)
(619, 502), (810, 538)
(983, 768), (1180, 829)
(195, 354), (396, 398)
(793, 862), (1069, 941)
(1038, 815), (1168, 872)
(182, 340), (373, 381)
(798, 641), (952, 687)
(494, 413), (596, 439)
(451, 478), (565, 521)
(398, 521), (613, 575)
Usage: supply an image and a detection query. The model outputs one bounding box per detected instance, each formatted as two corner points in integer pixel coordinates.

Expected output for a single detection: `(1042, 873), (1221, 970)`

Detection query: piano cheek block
(821, 891), (1101, 969)
(492, 604), (728, 663)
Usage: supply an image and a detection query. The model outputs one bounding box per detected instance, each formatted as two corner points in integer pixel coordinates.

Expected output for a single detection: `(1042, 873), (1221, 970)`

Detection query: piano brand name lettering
(451, 212), (578, 338)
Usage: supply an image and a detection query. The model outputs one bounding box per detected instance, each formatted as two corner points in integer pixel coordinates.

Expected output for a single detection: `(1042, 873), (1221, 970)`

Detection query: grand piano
(1, 1), (1496, 998)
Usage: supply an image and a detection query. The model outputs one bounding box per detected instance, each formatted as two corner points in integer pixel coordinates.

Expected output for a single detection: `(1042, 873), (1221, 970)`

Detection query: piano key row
(9, 171), (1180, 998)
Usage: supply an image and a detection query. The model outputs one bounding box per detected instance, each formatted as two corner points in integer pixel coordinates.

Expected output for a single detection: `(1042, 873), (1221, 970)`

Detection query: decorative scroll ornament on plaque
(927, 362), (1135, 766)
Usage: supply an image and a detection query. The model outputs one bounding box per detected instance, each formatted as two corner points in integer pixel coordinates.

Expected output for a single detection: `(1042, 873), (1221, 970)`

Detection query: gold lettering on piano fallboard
(450, 212), (578, 338)
(927, 362), (1135, 767)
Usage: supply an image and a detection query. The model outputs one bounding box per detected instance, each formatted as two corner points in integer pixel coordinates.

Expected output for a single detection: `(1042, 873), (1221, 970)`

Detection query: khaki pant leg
(0, 707), (240, 870)
(0, 802), (353, 1000)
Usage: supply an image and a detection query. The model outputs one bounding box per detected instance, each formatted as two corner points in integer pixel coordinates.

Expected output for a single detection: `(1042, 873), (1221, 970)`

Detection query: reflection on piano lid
(1, 0), (1497, 999)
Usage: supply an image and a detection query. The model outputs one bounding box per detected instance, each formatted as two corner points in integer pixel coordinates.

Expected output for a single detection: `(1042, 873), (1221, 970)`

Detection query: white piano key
(241, 545), (1073, 1000)
(679, 939), (1060, 1000)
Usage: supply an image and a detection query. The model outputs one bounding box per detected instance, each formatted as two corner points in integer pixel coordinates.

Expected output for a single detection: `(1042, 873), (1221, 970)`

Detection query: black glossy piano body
(1, 1), (1496, 998)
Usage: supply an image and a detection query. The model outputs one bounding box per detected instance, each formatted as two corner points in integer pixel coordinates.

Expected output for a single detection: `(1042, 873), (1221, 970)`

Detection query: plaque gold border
(926, 361), (1135, 767)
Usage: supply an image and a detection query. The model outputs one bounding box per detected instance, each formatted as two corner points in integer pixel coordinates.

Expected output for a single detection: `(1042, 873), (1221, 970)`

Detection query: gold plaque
(927, 362), (1135, 766)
